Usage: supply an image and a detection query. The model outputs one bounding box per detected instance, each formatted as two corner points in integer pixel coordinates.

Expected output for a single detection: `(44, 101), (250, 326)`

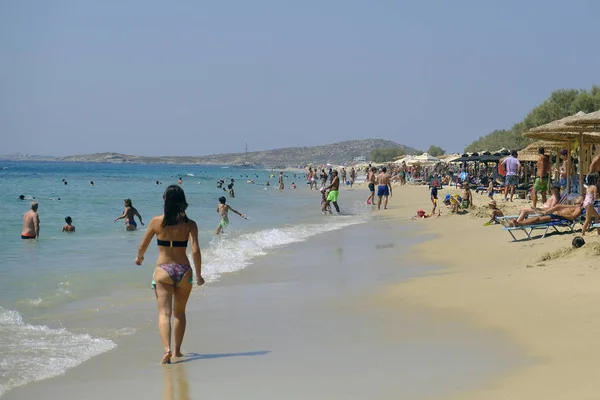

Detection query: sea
(0, 161), (368, 396)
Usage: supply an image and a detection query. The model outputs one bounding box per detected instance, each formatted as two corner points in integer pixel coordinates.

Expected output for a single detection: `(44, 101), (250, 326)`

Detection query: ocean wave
(0, 307), (116, 397)
(199, 215), (367, 282)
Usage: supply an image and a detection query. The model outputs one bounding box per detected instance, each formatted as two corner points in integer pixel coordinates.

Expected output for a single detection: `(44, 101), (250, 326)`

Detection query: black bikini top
(157, 239), (188, 248)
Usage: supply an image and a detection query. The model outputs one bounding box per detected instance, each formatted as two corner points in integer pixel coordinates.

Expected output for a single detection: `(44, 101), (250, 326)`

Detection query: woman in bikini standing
(135, 185), (204, 364)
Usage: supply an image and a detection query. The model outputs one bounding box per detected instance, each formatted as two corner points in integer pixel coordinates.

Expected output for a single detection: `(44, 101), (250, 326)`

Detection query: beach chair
(502, 219), (576, 241)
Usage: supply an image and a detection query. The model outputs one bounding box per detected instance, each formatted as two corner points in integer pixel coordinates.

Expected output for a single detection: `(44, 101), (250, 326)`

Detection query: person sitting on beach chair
(484, 200), (504, 225)
(505, 197), (583, 227)
(516, 185), (562, 223)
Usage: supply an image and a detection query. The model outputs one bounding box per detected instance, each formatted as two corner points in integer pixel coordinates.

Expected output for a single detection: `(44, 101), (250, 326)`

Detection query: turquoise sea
(0, 161), (368, 396)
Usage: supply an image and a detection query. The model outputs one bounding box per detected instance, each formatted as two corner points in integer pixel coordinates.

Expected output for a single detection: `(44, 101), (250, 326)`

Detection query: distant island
(1, 139), (420, 167)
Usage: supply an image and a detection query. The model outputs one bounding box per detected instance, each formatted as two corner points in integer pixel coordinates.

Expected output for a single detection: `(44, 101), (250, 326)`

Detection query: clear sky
(1, 0), (599, 156)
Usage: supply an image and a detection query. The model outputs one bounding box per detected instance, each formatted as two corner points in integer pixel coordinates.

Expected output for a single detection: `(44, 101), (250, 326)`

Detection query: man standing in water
(366, 167), (376, 205)
(376, 167), (393, 210)
(278, 171), (285, 190)
(532, 147), (550, 209)
(324, 170), (341, 213)
(21, 202), (40, 239)
(114, 198), (144, 231)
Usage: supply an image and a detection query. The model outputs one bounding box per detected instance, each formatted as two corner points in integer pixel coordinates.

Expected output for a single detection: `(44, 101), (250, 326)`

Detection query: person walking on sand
(21, 202), (40, 239)
(114, 198), (144, 231)
(350, 167), (356, 187)
(501, 150), (520, 202)
(135, 185), (204, 364)
(581, 175), (599, 236)
(532, 147), (551, 209)
(376, 167), (392, 210)
(62, 216), (75, 232)
(366, 167), (377, 205)
(216, 196), (247, 235)
(323, 170), (341, 213)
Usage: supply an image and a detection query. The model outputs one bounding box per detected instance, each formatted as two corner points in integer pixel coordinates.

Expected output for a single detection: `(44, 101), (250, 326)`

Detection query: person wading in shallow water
(114, 198), (144, 231)
(323, 170), (341, 213)
(135, 185), (204, 364)
(21, 202), (40, 239)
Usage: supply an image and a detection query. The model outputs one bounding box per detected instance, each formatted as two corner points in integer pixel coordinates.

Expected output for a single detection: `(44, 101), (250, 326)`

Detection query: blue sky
(1, 0), (599, 156)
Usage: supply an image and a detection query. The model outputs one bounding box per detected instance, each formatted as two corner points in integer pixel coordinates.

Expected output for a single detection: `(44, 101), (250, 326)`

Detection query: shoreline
(2, 186), (523, 400)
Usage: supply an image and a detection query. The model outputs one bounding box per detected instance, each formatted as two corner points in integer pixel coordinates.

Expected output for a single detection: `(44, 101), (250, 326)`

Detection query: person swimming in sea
(114, 198), (144, 231)
(62, 216), (75, 232)
(215, 196), (246, 235)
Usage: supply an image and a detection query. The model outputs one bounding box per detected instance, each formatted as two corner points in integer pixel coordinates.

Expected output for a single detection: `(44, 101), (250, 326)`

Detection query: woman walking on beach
(135, 185), (204, 364)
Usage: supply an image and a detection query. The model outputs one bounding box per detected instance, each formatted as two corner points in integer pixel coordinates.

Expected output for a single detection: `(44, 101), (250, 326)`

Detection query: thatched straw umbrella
(523, 111), (600, 194)
(566, 109), (600, 127)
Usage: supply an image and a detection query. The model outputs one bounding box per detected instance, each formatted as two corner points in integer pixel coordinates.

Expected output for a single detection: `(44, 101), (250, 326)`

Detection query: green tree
(370, 147), (405, 163)
(466, 86), (600, 152)
(427, 145), (445, 157)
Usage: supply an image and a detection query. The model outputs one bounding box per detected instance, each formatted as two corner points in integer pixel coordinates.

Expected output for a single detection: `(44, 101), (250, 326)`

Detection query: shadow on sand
(171, 350), (270, 364)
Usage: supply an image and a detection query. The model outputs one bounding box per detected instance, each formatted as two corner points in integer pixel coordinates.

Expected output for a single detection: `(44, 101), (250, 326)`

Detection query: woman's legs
(154, 267), (175, 363)
(173, 274), (193, 357)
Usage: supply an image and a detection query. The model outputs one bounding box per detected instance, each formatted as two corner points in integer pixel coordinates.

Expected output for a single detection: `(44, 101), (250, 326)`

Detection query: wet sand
(4, 186), (523, 400)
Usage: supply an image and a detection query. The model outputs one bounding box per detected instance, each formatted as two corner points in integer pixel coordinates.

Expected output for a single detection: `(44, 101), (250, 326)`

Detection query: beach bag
(498, 161), (506, 177)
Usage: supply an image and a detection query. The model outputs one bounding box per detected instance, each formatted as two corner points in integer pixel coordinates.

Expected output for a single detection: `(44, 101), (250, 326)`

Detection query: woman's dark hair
(65, 216), (72, 224)
(162, 185), (189, 226)
(124, 198), (132, 207)
(572, 236), (585, 249)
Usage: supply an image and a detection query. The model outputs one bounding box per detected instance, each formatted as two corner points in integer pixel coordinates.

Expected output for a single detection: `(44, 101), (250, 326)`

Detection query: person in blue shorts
(430, 185), (438, 214)
(376, 167), (392, 210)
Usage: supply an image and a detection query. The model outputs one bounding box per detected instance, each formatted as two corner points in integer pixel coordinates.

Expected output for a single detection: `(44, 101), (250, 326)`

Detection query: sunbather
(516, 185), (561, 222)
(507, 197), (583, 227)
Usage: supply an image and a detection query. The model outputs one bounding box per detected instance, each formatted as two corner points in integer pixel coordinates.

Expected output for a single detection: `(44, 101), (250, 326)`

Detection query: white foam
(0, 307), (116, 397)
(198, 215), (367, 283)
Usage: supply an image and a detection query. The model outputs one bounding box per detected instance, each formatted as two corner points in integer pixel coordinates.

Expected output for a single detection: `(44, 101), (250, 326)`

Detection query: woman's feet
(161, 351), (172, 364)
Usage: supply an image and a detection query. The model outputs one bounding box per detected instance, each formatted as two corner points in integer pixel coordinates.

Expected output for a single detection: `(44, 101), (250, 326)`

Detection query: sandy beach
(372, 183), (600, 399)
(4, 181), (599, 399)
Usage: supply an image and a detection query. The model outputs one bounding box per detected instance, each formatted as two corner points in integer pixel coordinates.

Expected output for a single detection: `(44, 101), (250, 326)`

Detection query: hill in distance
(49, 139), (419, 167)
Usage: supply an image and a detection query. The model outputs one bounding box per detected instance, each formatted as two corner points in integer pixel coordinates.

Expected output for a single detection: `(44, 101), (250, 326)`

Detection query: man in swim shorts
(62, 216), (76, 232)
(21, 202), (40, 239)
(376, 167), (392, 210)
(366, 167), (376, 205)
(216, 196), (247, 234)
(114, 199), (144, 231)
(532, 147), (551, 209)
(324, 170), (341, 213)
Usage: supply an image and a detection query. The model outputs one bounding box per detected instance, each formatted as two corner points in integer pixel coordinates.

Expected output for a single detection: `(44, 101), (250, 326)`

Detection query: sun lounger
(502, 219), (575, 241)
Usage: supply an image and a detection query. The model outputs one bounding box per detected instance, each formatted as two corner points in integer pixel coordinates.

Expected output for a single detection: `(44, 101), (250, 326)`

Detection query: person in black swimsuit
(135, 185), (204, 364)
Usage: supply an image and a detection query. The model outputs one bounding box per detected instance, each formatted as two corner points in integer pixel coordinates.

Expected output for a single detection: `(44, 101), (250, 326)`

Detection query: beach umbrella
(566, 109), (600, 127)
(412, 152), (441, 165)
(523, 111), (600, 194)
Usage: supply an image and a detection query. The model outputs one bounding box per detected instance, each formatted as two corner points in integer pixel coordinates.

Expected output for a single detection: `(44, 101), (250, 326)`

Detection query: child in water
(216, 196), (247, 235)
(320, 187), (331, 214)
(62, 216), (75, 232)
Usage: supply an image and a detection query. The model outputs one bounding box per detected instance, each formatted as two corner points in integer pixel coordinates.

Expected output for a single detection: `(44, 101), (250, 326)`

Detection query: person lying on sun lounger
(516, 185), (561, 222)
(506, 197), (583, 227)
